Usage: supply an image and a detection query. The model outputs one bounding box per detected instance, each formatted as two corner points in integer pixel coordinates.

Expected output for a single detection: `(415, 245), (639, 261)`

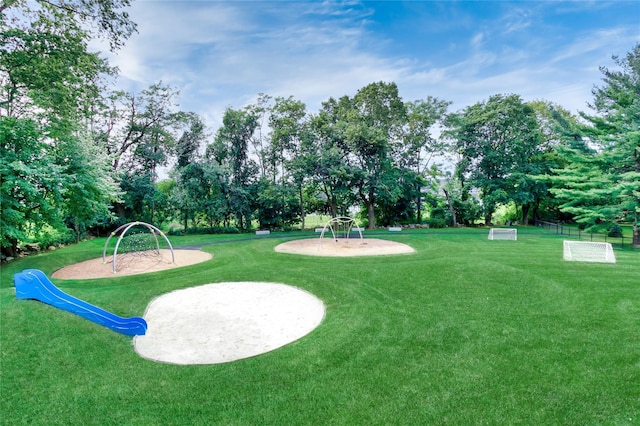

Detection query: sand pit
(134, 282), (325, 365)
(48, 238), (406, 365)
(274, 237), (414, 257)
(51, 249), (212, 279)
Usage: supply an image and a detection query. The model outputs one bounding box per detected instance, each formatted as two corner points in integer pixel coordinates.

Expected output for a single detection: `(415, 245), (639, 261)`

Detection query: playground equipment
(14, 269), (147, 336)
(102, 221), (175, 273)
(319, 216), (363, 246)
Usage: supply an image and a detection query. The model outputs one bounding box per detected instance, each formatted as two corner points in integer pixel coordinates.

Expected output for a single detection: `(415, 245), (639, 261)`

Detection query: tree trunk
(521, 204), (531, 225)
(633, 214), (640, 247)
(485, 212), (493, 226)
(329, 195), (338, 219)
(367, 202), (376, 229)
(299, 185), (305, 230)
(443, 188), (457, 227)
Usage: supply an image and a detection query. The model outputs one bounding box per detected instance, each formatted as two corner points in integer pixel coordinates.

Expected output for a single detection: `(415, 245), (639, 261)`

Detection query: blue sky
(97, 1), (639, 131)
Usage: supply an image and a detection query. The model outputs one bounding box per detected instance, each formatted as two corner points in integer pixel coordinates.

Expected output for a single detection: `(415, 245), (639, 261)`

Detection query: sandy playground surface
(48, 238), (410, 365)
(275, 237), (415, 256)
(51, 249), (212, 279)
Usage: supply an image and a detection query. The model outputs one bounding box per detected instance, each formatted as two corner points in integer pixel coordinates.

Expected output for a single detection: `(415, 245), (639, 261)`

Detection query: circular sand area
(134, 282), (325, 365)
(275, 237), (414, 257)
(51, 249), (212, 279)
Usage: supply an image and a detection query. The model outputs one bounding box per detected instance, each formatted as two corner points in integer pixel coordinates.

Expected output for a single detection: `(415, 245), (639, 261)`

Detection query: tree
(588, 44), (640, 246)
(0, 117), (63, 256)
(347, 81), (407, 228)
(549, 44), (640, 245)
(399, 97), (451, 222)
(1, 0), (137, 51)
(210, 107), (259, 230)
(55, 130), (120, 242)
(445, 94), (543, 225)
(1, 0), (134, 119)
(94, 83), (181, 173)
(308, 97), (357, 219)
(1, 0), (135, 253)
(268, 96), (309, 229)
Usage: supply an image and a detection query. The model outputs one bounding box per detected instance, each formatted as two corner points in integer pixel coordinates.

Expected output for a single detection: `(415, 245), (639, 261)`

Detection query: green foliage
(0, 7), (114, 121)
(0, 117), (64, 255)
(549, 43), (640, 246)
(426, 217), (447, 228)
(608, 223), (623, 237)
(165, 225), (239, 236)
(445, 94), (545, 225)
(29, 223), (75, 249)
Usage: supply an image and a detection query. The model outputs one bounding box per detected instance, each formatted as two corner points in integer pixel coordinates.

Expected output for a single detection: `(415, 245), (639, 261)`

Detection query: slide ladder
(14, 269), (147, 336)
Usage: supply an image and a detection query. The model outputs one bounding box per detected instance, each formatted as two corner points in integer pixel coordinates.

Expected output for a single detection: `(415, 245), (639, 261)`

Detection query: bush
(166, 226), (240, 236)
(608, 223), (623, 237)
(426, 218), (447, 229)
(34, 226), (75, 249)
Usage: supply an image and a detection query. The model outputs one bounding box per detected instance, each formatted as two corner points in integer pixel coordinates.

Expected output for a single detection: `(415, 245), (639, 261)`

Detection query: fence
(534, 220), (631, 248)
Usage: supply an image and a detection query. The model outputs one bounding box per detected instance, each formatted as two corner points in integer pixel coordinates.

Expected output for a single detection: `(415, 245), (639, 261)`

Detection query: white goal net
(488, 228), (517, 240)
(563, 240), (616, 263)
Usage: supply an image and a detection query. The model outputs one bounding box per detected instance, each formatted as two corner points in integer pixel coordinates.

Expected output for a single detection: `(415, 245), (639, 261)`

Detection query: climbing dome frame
(102, 222), (175, 273)
(319, 216), (363, 246)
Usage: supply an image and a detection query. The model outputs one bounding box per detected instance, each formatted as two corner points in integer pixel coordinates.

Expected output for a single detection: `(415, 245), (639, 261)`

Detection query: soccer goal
(488, 228), (517, 240)
(563, 240), (616, 263)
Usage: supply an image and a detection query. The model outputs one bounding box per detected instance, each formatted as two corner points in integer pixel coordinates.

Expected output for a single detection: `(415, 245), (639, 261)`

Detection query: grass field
(1, 227), (639, 425)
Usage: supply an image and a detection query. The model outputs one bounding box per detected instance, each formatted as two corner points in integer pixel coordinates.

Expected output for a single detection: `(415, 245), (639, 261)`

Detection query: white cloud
(89, 0), (638, 134)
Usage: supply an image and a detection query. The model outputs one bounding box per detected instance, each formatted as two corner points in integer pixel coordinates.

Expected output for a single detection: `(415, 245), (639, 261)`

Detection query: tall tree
(0, 117), (63, 256)
(95, 83), (181, 173)
(399, 97), (451, 222)
(549, 44), (640, 245)
(210, 107), (259, 230)
(55, 130), (121, 241)
(348, 81), (407, 228)
(308, 96), (357, 219)
(170, 114), (214, 230)
(446, 94), (543, 225)
(268, 96), (308, 229)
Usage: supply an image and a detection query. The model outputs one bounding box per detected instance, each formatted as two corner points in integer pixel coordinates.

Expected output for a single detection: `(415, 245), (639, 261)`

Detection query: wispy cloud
(92, 0), (639, 129)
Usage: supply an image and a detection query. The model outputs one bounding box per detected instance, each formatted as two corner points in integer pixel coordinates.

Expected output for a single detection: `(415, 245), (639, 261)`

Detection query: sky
(95, 0), (640, 132)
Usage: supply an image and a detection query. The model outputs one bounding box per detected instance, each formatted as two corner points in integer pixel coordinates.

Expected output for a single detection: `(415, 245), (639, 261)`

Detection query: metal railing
(534, 220), (631, 248)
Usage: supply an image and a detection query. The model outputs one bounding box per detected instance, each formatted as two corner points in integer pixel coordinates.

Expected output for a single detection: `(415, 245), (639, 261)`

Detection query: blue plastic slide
(14, 269), (147, 336)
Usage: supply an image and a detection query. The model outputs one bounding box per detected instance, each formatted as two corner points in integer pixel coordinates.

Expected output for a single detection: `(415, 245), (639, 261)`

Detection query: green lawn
(1, 228), (639, 425)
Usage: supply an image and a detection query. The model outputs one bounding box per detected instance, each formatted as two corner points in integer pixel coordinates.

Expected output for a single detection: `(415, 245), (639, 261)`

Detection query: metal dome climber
(102, 222), (175, 273)
(319, 216), (363, 245)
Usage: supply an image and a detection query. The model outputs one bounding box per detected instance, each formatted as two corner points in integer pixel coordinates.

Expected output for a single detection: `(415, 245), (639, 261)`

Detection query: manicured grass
(1, 228), (639, 425)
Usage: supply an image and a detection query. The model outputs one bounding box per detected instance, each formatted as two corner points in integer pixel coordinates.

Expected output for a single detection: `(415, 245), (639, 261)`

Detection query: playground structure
(319, 216), (363, 247)
(102, 222), (175, 273)
(14, 269), (147, 336)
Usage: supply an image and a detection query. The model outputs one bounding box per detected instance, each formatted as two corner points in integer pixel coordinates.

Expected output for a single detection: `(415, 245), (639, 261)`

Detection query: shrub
(608, 223), (623, 237)
(426, 218), (447, 229)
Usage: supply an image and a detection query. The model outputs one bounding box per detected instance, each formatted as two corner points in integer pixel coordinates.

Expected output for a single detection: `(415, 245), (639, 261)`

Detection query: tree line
(1, 1), (639, 258)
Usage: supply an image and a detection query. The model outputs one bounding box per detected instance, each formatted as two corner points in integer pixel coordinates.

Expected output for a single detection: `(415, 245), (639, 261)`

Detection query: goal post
(563, 240), (616, 263)
(488, 228), (517, 240)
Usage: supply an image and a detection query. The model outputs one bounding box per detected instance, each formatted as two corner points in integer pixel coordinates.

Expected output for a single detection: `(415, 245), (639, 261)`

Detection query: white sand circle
(274, 237), (414, 257)
(134, 282), (325, 365)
